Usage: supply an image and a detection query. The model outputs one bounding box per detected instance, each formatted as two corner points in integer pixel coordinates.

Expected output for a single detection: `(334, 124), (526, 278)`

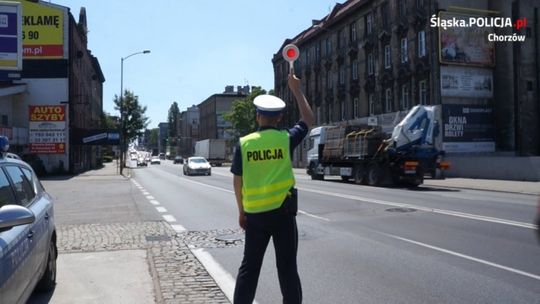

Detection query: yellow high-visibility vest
(240, 129), (295, 213)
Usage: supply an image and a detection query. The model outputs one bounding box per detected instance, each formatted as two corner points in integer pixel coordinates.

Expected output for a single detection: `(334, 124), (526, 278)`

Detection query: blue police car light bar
(0, 136), (9, 153)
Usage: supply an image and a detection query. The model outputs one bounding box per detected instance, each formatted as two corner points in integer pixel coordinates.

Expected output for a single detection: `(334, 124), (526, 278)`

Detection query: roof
(273, 0), (370, 61)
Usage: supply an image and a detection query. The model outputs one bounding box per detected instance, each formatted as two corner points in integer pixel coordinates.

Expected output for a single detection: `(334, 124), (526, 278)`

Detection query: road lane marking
(297, 187), (537, 229)
(298, 210), (330, 221)
(171, 224), (186, 232)
(146, 195), (155, 200)
(142, 191), (150, 196)
(156, 206), (167, 213)
(162, 215), (176, 222)
(381, 232), (540, 281)
(149, 200), (160, 206)
(191, 248), (260, 304)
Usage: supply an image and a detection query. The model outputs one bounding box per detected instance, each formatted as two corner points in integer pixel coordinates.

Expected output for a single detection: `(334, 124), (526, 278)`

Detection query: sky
(48, 0), (340, 129)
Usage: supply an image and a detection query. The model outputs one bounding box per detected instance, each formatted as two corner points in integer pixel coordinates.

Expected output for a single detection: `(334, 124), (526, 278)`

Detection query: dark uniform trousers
(233, 199), (302, 304)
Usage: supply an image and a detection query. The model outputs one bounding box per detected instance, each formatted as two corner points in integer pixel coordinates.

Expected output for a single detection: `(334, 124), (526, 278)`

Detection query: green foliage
(223, 87), (267, 140)
(148, 128), (159, 148)
(167, 102), (180, 138)
(101, 112), (119, 129)
(113, 90), (150, 143)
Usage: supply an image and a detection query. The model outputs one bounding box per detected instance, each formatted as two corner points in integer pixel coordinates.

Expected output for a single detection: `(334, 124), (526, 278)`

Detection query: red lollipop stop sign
(282, 44), (299, 72)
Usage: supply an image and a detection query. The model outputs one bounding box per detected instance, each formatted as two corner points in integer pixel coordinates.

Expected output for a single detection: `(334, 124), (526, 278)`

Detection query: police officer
(231, 71), (314, 304)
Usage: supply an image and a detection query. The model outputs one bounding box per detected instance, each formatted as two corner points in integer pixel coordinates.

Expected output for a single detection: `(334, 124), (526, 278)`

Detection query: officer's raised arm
(288, 71), (315, 129)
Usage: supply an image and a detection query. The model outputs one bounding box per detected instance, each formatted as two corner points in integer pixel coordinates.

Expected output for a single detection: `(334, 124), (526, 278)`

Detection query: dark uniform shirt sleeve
(230, 121), (309, 176)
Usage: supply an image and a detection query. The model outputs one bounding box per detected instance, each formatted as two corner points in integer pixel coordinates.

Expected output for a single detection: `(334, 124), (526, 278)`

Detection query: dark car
(173, 156), (184, 164)
(0, 136), (57, 303)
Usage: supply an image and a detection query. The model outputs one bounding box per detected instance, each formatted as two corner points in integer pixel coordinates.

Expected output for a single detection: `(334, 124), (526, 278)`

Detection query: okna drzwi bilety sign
(29, 105), (66, 154)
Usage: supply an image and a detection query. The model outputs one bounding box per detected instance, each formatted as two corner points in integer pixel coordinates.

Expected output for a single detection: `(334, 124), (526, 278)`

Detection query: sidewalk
(29, 162), (229, 304)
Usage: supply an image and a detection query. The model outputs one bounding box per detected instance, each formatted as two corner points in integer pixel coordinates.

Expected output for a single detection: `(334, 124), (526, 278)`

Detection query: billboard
(442, 104), (495, 153)
(440, 66), (493, 98)
(20, 0), (65, 59)
(28, 105), (66, 154)
(0, 1), (22, 70)
(438, 12), (495, 67)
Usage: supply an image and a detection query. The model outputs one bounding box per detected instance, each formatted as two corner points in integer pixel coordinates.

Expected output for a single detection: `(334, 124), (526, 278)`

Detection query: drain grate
(215, 233), (244, 243)
(385, 207), (417, 213)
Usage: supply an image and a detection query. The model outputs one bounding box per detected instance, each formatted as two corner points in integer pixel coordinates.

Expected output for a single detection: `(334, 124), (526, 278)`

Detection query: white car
(150, 156), (161, 165)
(183, 157), (211, 176)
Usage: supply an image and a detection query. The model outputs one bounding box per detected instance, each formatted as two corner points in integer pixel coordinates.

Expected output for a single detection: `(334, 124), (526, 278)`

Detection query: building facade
(179, 105), (200, 157)
(0, 1), (104, 174)
(198, 86), (249, 140)
(273, 0), (539, 167)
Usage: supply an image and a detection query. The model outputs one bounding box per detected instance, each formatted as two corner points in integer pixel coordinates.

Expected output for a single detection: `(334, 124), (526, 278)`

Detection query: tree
(167, 102), (180, 139)
(101, 111), (119, 129)
(223, 87), (267, 140)
(114, 90), (150, 173)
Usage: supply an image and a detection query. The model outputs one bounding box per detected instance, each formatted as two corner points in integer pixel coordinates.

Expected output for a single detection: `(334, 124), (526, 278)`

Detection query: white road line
(171, 224), (186, 232)
(149, 200), (160, 206)
(297, 187), (537, 230)
(162, 215), (177, 222)
(156, 206), (167, 213)
(142, 191), (150, 196)
(146, 195), (155, 200)
(382, 232), (540, 281)
(191, 248), (260, 304)
(298, 210), (330, 221)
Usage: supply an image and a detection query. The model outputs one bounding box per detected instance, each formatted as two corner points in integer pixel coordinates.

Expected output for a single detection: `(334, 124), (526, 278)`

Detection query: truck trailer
(306, 105), (450, 187)
(194, 139), (226, 166)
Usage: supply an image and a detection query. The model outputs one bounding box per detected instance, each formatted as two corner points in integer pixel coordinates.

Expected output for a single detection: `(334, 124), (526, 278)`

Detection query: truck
(194, 139), (226, 166)
(306, 105), (450, 187)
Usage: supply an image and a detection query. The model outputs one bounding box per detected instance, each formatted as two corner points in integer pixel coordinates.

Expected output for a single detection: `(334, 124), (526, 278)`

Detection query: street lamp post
(119, 50), (150, 175)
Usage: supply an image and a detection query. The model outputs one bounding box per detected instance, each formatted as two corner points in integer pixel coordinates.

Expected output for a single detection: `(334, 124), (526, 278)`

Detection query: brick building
(273, 0), (539, 167)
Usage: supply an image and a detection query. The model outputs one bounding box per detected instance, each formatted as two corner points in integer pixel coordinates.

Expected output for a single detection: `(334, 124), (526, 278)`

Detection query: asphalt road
(133, 160), (540, 304)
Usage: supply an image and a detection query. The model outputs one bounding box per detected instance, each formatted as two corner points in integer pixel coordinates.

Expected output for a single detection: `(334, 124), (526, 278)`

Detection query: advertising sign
(438, 12), (495, 67)
(440, 66), (493, 98)
(0, 1), (22, 70)
(442, 104), (495, 153)
(20, 0), (65, 59)
(28, 105), (66, 154)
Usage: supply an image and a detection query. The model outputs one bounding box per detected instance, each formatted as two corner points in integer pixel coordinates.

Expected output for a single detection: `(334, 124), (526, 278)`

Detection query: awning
(0, 83), (27, 98)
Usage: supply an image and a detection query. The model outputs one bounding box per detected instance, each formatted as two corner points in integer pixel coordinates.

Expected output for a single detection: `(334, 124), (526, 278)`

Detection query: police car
(0, 136), (57, 303)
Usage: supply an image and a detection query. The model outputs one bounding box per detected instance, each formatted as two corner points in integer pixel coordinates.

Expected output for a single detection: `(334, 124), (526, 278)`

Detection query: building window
(306, 47), (311, 65)
(339, 65), (345, 85)
(315, 41), (321, 61)
(382, 2), (390, 31)
(325, 37), (332, 57)
(385, 88), (393, 113)
(1, 115), (7, 126)
(352, 60), (359, 80)
(350, 22), (357, 42)
(400, 38), (408, 63)
(367, 53), (374, 75)
(398, 0), (407, 17)
(316, 74), (321, 92)
(416, 0), (425, 8)
(316, 106), (321, 125)
(326, 70), (333, 89)
(338, 29), (345, 49)
(418, 30), (426, 57)
(366, 13), (373, 35)
(419, 80), (428, 104)
(353, 98), (359, 118)
(401, 84), (410, 110)
(384, 45), (391, 69)
(327, 103), (333, 123)
(341, 101), (346, 120)
(368, 94), (375, 115)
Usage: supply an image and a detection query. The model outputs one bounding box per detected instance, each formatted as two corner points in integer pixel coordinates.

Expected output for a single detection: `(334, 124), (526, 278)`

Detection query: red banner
(29, 143), (65, 154)
(23, 45), (63, 57)
(29, 105), (66, 121)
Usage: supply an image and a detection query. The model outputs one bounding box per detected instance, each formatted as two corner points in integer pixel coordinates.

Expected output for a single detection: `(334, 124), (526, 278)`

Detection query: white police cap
(253, 95), (285, 116)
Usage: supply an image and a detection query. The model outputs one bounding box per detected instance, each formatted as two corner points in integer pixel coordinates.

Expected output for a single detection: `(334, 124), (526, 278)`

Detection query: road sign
(282, 44), (299, 72)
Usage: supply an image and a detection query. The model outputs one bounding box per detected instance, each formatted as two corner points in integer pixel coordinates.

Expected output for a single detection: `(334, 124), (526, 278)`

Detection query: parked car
(183, 157), (211, 176)
(0, 136), (57, 303)
(150, 156), (161, 165)
(173, 156), (184, 164)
